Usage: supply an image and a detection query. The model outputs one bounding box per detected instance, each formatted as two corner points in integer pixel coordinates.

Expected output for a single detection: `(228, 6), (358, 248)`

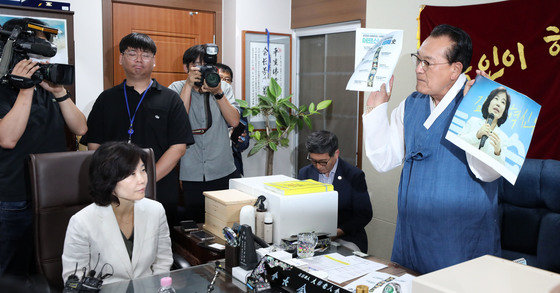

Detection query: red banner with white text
(420, 0), (560, 160)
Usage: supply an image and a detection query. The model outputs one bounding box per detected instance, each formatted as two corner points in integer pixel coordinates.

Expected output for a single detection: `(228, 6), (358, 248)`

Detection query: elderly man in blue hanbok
(362, 24), (501, 274)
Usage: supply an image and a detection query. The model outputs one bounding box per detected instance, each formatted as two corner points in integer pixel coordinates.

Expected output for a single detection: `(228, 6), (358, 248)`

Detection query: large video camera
(195, 43), (221, 88)
(0, 20), (74, 88)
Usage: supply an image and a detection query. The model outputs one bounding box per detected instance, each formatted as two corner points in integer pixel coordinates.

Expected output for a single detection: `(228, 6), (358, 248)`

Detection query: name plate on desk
(248, 256), (351, 293)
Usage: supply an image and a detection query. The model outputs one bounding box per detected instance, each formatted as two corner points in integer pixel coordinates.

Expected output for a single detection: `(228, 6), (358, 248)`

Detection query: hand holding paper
(366, 75), (394, 109)
(463, 69), (490, 97)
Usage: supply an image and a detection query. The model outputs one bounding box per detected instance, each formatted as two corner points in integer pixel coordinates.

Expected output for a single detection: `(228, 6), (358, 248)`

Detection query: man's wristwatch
(214, 92), (224, 100)
(53, 91), (71, 103)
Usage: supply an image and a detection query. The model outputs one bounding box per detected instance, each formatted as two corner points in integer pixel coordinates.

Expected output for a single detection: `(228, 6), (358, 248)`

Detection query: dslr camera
(0, 18), (74, 88)
(195, 43), (221, 88)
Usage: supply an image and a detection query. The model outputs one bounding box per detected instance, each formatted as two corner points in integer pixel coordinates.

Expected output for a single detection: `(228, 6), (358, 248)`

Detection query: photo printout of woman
(446, 75), (541, 184)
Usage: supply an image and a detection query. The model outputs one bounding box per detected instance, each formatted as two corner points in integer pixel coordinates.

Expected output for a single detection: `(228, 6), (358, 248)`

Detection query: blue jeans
(0, 201), (33, 277)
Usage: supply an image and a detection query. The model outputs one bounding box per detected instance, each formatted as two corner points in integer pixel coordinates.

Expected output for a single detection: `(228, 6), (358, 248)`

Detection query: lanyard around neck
(124, 79), (153, 143)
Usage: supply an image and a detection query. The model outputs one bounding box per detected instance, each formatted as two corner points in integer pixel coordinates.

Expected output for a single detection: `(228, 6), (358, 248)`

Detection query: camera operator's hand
(186, 66), (201, 88)
(201, 80), (222, 96)
(39, 80), (66, 97)
(36, 61), (67, 97)
(11, 59), (40, 83)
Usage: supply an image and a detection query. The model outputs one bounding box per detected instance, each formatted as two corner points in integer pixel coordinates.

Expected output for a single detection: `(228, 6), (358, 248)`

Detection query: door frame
(102, 0), (222, 89)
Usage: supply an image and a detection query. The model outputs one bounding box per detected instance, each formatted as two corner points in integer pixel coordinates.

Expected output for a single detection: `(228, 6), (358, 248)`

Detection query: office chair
(499, 158), (560, 273)
(28, 149), (156, 289)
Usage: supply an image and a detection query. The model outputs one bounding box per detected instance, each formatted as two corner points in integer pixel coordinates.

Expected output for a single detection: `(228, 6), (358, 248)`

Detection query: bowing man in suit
(62, 142), (172, 285)
(298, 131), (373, 253)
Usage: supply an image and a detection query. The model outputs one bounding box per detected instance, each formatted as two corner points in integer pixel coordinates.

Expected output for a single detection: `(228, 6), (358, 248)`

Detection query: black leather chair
(499, 158), (560, 273)
(28, 149), (156, 289)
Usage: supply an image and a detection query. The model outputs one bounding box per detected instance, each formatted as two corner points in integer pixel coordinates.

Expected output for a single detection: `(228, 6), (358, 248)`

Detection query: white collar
(423, 74), (467, 129)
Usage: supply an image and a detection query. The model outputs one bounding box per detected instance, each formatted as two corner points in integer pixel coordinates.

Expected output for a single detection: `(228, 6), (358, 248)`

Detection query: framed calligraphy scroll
(242, 30), (292, 128)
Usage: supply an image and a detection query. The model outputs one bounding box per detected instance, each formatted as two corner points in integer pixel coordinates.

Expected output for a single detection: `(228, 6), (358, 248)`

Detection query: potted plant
(237, 78), (331, 175)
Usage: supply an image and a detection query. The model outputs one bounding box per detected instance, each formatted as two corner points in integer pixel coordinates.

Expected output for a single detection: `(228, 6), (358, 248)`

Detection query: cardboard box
(413, 255), (560, 292)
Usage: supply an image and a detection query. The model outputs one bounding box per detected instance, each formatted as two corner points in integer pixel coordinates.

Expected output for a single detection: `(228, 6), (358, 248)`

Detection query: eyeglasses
(123, 50), (154, 62)
(307, 154), (332, 167)
(411, 53), (450, 71)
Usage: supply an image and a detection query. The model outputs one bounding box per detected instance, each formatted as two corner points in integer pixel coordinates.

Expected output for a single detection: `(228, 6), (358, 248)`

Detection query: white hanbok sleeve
(362, 99), (406, 172)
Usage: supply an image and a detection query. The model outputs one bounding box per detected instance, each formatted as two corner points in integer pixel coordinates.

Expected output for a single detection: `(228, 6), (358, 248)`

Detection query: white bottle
(158, 277), (176, 293)
(239, 205), (255, 232)
(254, 196), (267, 239)
(264, 212), (273, 244)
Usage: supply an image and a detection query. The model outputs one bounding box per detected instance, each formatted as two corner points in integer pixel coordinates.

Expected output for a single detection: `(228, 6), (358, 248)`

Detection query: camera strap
(8, 74), (36, 89)
(192, 92), (213, 134)
(0, 27), (21, 78)
(123, 79), (153, 143)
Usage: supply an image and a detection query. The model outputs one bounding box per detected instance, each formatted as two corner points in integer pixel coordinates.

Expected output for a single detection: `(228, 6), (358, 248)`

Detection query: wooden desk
(171, 226), (225, 266)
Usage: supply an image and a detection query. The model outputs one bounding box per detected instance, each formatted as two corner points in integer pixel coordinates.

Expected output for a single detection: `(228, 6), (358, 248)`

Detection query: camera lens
(205, 72), (221, 88)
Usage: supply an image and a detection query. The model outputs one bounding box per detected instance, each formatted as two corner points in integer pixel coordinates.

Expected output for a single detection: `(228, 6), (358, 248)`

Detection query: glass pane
(298, 74), (325, 170)
(326, 31), (355, 73)
(299, 35), (325, 73)
(325, 73), (358, 165)
(297, 29), (358, 171)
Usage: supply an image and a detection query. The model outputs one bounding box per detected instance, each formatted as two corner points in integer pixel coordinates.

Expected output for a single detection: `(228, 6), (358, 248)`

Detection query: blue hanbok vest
(391, 90), (501, 274)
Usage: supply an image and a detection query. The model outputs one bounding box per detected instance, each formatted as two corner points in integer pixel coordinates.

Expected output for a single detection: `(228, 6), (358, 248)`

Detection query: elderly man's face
(415, 36), (461, 101)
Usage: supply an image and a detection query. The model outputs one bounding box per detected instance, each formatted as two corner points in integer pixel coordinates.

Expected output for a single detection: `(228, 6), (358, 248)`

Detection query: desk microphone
(479, 113), (494, 149)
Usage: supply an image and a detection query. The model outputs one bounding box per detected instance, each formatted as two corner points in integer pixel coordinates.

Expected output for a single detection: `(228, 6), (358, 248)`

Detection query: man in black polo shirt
(83, 33), (194, 226)
(0, 18), (88, 278)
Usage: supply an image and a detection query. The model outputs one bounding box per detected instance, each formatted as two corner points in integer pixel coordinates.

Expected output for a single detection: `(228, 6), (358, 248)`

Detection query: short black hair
(89, 141), (147, 206)
(182, 44), (205, 65)
(1, 17), (52, 41)
(215, 63), (233, 81)
(481, 87), (511, 127)
(305, 130), (338, 157)
(429, 24), (472, 73)
(119, 32), (157, 55)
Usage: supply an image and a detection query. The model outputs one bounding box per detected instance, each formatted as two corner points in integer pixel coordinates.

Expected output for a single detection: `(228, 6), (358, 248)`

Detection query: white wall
(65, 0), (104, 116)
(364, 0), (505, 260)
(222, 0), (295, 177)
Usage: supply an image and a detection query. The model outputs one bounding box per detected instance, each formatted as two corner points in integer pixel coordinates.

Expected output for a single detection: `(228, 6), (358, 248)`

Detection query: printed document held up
(346, 29), (403, 92)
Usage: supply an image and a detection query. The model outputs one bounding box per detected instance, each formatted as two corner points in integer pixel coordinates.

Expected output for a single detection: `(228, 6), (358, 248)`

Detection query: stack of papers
(344, 272), (415, 293)
(299, 253), (387, 284)
(264, 179), (334, 195)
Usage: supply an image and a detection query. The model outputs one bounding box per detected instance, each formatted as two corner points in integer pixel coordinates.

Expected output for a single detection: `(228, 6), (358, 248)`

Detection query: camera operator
(0, 17), (87, 279)
(169, 44), (240, 224)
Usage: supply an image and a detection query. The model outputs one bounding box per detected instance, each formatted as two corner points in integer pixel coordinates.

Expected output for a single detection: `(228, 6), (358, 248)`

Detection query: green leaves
(268, 141), (278, 151)
(303, 115), (312, 129)
(317, 100), (332, 110)
(236, 99), (249, 108)
(249, 140), (266, 156)
(269, 77), (282, 98)
(241, 78), (332, 158)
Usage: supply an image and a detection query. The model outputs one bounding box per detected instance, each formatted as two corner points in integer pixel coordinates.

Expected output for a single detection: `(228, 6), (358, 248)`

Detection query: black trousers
(156, 170), (180, 227)
(181, 172), (240, 224)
